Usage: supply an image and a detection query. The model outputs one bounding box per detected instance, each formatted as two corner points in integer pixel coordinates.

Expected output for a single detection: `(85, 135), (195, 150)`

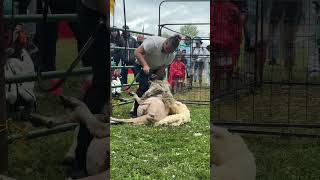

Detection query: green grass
(245, 136), (320, 180)
(111, 104), (210, 180)
(8, 132), (74, 180)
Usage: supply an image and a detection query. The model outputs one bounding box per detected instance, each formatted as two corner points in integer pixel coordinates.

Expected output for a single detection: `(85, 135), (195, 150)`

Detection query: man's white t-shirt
(137, 36), (176, 70)
(192, 47), (210, 63)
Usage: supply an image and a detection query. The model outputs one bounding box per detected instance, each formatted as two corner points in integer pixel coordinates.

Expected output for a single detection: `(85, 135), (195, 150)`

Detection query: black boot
(131, 100), (139, 118)
(68, 160), (88, 179)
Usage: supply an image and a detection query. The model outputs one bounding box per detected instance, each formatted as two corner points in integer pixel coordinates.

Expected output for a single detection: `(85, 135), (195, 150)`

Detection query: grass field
(111, 104), (210, 180)
(245, 136), (320, 180)
(6, 39), (320, 179)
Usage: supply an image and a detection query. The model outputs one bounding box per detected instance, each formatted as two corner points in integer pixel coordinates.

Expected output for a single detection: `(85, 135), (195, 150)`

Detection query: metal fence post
(0, 0), (8, 174)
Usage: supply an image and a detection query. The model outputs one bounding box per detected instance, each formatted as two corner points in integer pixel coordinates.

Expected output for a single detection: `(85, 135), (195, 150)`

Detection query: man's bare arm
(135, 45), (150, 74)
(134, 45), (147, 66)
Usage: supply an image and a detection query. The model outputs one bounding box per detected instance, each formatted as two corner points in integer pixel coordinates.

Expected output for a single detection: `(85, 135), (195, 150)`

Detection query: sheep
(111, 80), (191, 126)
(211, 126), (256, 180)
(38, 96), (109, 179)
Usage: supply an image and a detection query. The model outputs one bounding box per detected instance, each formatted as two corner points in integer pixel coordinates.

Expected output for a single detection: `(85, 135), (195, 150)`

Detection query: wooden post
(0, 0), (9, 174)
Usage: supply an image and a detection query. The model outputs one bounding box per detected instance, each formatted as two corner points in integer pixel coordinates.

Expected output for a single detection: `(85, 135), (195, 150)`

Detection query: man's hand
(143, 64), (150, 74)
(155, 65), (166, 79)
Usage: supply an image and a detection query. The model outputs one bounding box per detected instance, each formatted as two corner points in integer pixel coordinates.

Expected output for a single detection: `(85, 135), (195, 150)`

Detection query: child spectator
(168, 51), (186, 93)
(111, 69), (122, 97)
(211, 0), (245, 99)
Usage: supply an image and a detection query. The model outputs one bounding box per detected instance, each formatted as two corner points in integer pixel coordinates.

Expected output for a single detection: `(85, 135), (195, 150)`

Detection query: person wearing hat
(131, 34), (181, 117)
(111, 26), (122, 66)
(119, 25), (139, 84)
(192, 37), (210, 88)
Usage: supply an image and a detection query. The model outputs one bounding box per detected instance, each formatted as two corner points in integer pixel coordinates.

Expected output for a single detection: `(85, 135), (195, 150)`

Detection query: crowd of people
(110, 31), (211, 95)
(210, 0), (320, 100)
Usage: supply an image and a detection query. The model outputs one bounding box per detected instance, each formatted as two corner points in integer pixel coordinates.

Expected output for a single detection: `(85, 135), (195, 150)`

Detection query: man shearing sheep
(131, 35), (181, 117)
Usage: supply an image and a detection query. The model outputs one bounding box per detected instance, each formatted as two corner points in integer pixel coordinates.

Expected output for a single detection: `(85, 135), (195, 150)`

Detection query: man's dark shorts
(134, 63), (162, 97)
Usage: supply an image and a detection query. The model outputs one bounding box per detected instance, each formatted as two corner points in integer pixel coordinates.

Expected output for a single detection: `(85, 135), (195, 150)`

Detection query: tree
(180, 25), (199, 38)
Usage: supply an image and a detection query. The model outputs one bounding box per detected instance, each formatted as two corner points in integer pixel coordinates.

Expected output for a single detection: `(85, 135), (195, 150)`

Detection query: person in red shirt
(168, 51), (186, 93)
(211, 0), (246, 99)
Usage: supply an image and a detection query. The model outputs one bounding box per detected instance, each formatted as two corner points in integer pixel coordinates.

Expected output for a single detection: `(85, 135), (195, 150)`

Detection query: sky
(111, 0), (210, 45)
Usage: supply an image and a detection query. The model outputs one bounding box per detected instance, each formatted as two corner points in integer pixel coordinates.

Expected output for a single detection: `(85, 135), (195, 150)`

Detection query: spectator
(245, 0), (302, 85)
(206, 44), (211, 85)
(308, 1), (320, 77)
(119, 25), (138, 85)
(267, 0), (303, 83)
(168, 51), (186, 93)
(211, 0), (245, 99)
(10, 24), (29, 58)
(111, 69), (122, 97)
(192, 37), (210, 88)
(137, 34), (144, 46)
(111, 27), (121, 66)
